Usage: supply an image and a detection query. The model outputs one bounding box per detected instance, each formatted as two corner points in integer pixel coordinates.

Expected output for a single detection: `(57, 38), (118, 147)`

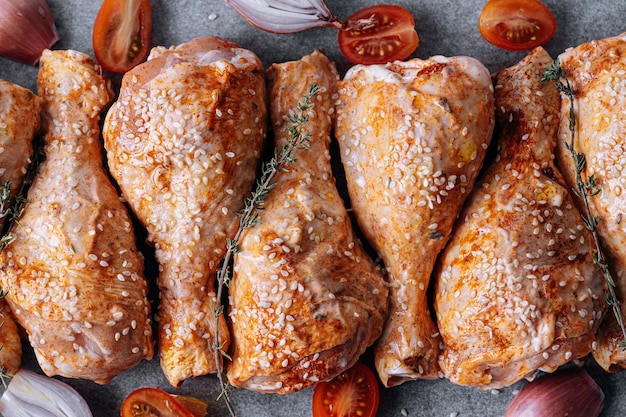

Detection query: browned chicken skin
(335, 56), (495, 387)
(434, 48), (606, 389)
(227, 51), (388, 394)
(103, 36), (268, 386)
(0, 49), (153, 383)
(553, 33), (626, 372)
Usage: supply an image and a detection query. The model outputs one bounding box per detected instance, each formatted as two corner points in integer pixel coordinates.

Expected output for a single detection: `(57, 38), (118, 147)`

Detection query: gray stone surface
(1, 0), (625, 416)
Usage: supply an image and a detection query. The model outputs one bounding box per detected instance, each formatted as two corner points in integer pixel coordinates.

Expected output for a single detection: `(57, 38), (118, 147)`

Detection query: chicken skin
(0, 79), (42, 376)
(227, 51), (388, 394)
(103, 36), (268, 386)
(0, 299), (21, 376)
(434, 48), (606, 389)
(0, 79), (41, 229)
(0, 49), (154, 383)
(553, 33), (626, 372)
(335, 56), (495, 387)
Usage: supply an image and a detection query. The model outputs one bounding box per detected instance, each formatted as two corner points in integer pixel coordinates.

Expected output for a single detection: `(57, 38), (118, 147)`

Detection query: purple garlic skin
(0, 0), (60, 65)
(225, 0), (337, 33)
(505, 367), (604, 417)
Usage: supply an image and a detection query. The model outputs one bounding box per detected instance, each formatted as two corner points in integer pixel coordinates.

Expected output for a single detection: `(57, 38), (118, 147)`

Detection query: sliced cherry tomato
(175, 395), (208, 417)
(312, 362), (380, 417)
(338, 5), (419, 65)
(478, 0), (556, 51)
(120, 387), (205, 417)
(92, 0), (152, 73)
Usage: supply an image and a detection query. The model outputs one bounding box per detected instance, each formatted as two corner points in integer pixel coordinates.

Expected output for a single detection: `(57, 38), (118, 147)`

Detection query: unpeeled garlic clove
(225, 0), (338, 34)
(0, 368), (93, 417)
(505, 367), (604, 417)
(0, 0), (60, 65)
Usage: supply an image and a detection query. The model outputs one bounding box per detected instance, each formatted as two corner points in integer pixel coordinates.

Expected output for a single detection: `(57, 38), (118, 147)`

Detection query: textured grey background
(1, 0), (625, 416)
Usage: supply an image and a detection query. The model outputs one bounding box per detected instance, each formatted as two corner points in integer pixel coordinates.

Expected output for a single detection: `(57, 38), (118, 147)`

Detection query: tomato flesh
(92, 0), (152, 73)
(312, 362), (380, 417)
(175, 395), (208, 417)
(338, 5), (418, 65)
(120, 388), (202, 417)
(478, 0), (556, 50)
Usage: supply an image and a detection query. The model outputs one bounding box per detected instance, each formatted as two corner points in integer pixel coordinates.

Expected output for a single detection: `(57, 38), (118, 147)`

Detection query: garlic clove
(505, 367), (604, 417)
(0, 368), (93, 417)
(0, 0), (60, 65)
(226, 0), (338, 33)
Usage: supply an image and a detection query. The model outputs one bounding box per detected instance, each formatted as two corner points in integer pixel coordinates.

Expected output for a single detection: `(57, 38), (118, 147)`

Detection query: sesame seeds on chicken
(434, 47), (606, 389)
(335, 55), (495, 387)
(226, 51), (388, 394)
(102, 36), (268, 387)
(554, 33), (626, 372)
(0, 49), (154, 383)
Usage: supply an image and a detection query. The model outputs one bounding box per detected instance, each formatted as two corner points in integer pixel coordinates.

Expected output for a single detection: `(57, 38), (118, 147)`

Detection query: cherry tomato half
(176, 395), (209, 417)
(92, 0), (152, 73)
(338, 5), (419, 65)
(312, 362), (380, 417)
(120, 388), (206, 417)
(478, 0), (556, 51)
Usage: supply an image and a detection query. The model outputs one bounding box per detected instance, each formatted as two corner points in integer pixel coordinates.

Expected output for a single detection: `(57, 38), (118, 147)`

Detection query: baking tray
(0, 0), (624, 416)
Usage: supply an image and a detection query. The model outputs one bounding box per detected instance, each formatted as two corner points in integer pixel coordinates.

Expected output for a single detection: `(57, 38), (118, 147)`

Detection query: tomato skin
(120, 388), (202, 417)
(338, 5), (419, 65)
(92, 0), (152, 73)
(478, 0), (556, 51)
(312, 362), (380, 417)
(175, 395), (208, 417)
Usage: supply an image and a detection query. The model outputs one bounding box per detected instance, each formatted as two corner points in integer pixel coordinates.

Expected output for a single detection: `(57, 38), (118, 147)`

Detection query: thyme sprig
(542, 59), (626, 348)
(0, 128), (44, 389)
(211, 83), (319, 417)
(0, 139), (44, 253)
(0, 181), (15, 252)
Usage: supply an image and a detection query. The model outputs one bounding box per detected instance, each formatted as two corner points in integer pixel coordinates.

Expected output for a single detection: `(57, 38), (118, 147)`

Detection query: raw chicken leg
(434, 48), (606, 389)
(227, 51), (388, 394)
(554, 33), (626, 372)
(0, 299), (21, 376)
(335, 56), (495, 386)
(0, 49), (154, 383)
(103, 36), (268, 386)
(0, 79), (41, 229)
(0, 79), (42, 375)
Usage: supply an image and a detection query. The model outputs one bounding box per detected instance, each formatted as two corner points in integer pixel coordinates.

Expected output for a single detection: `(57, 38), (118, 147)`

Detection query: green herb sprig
(0, 141), (43, 388)
(0, 181), (15, 251)
(0, 139), (44, 253)
(542, 59), (626, 348)
(211, 84), (319, 417)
